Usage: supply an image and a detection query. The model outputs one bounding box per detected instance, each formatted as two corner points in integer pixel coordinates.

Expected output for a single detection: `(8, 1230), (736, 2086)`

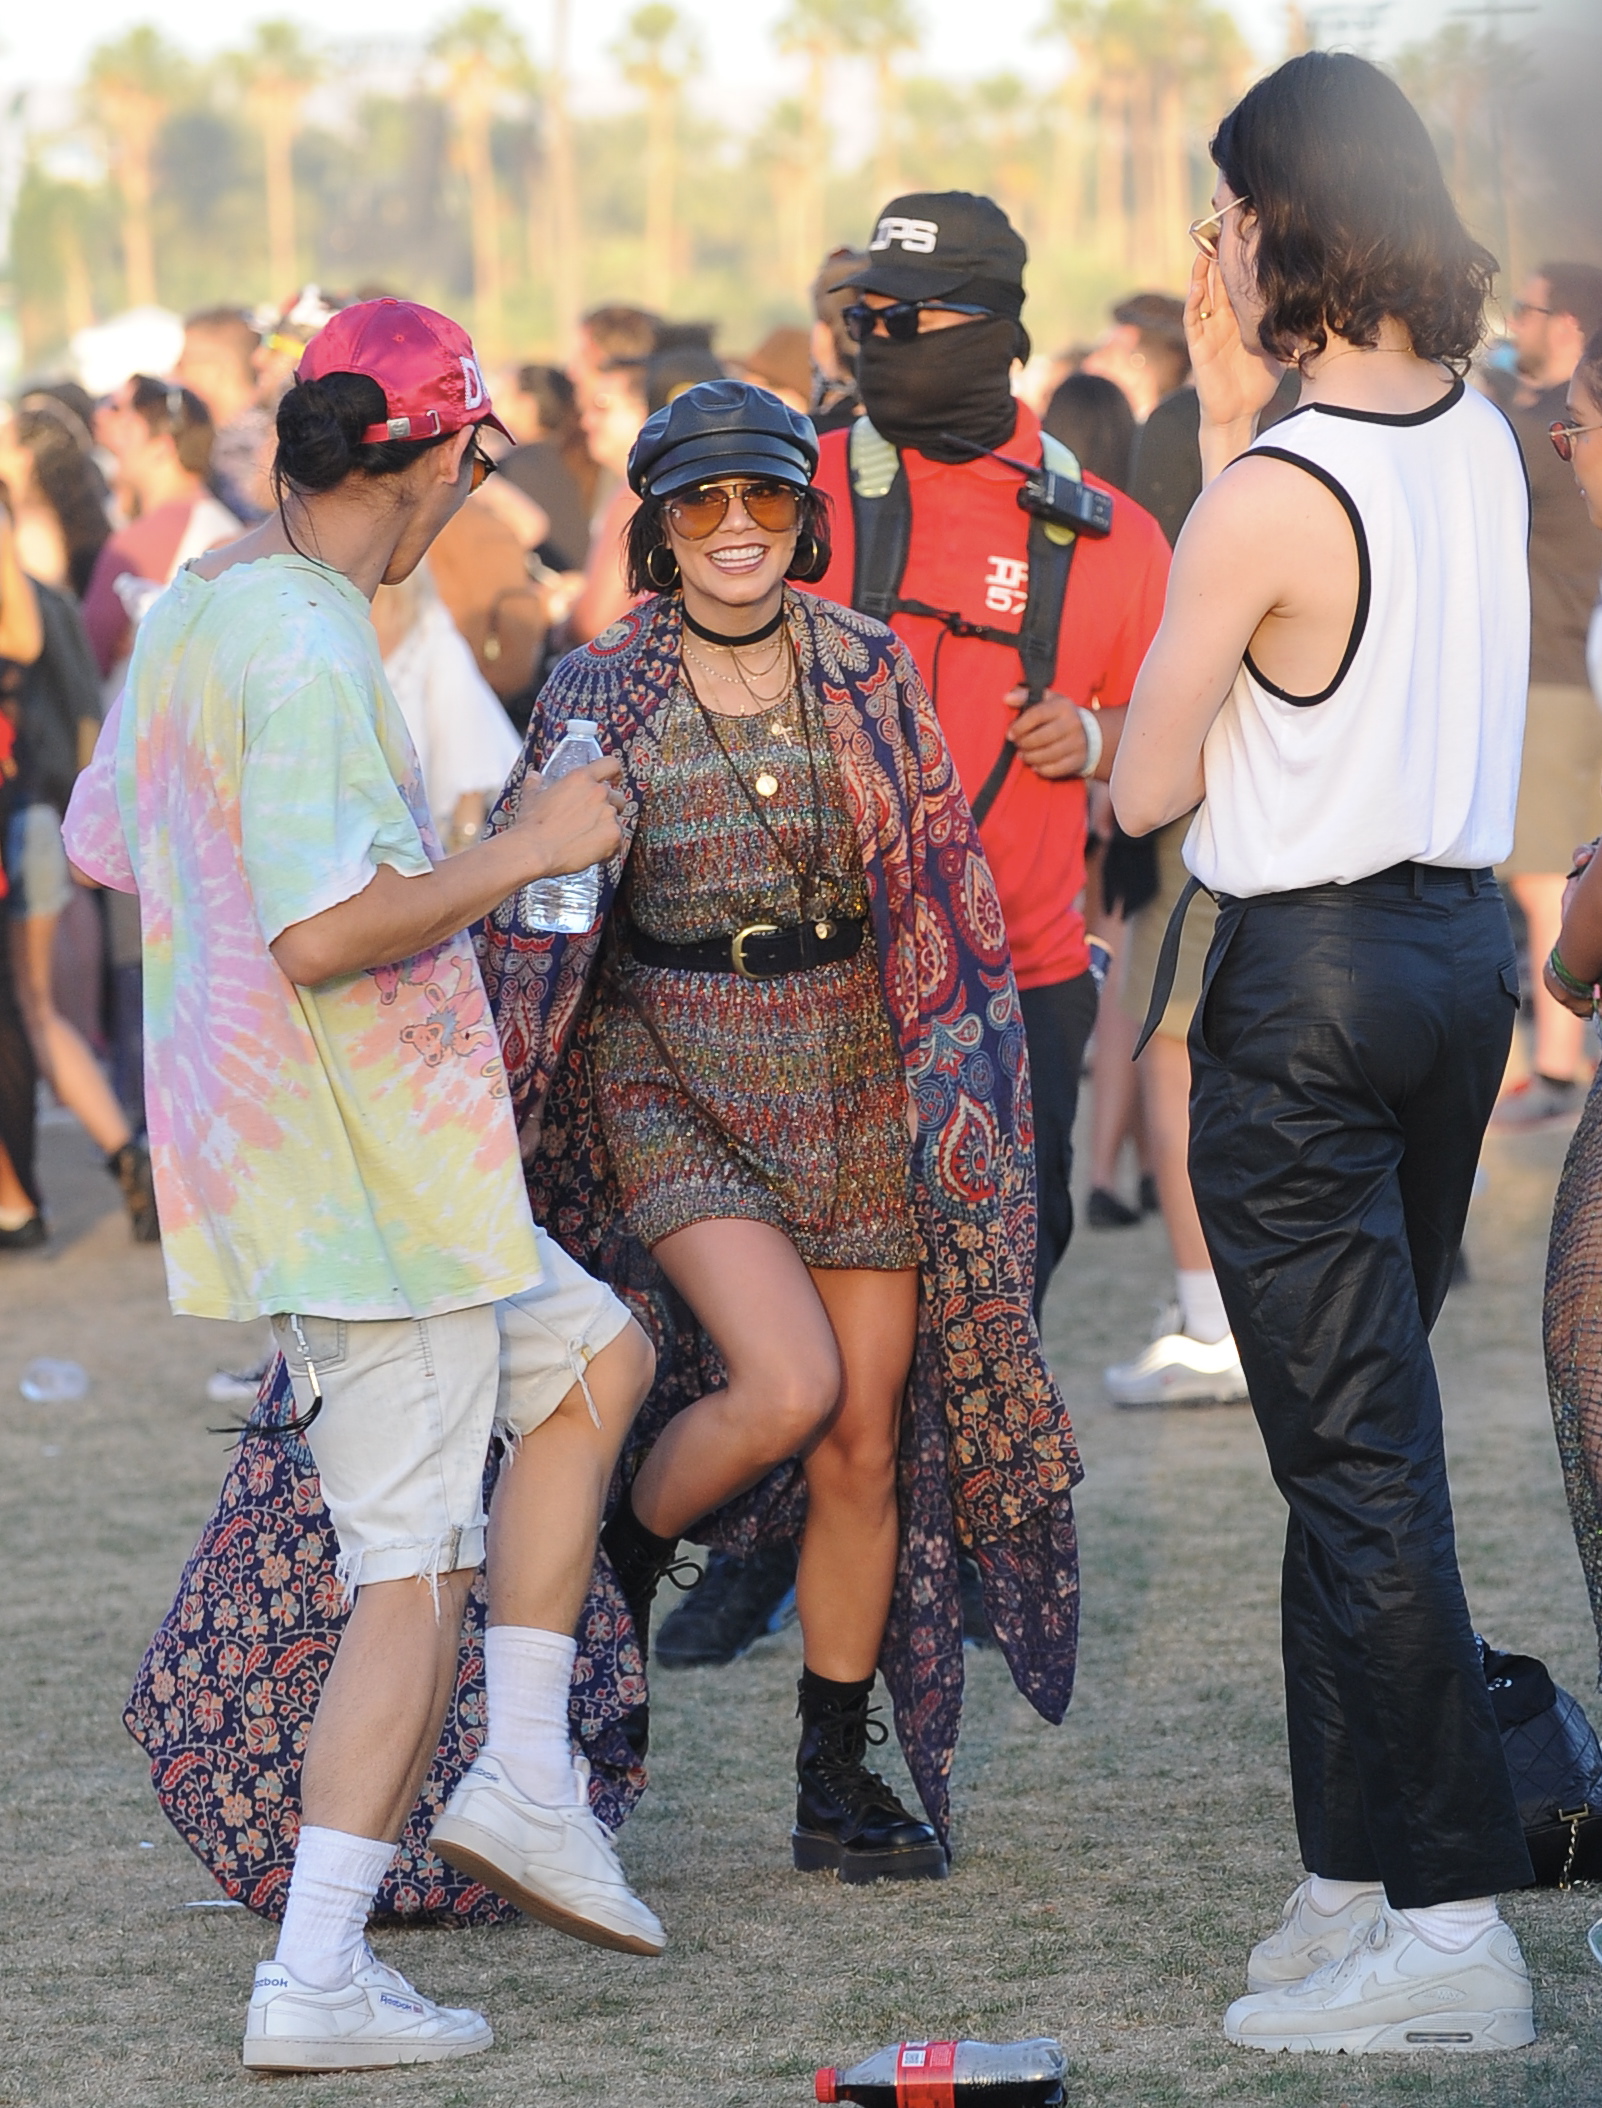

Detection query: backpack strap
(847, 418), (1093, 824)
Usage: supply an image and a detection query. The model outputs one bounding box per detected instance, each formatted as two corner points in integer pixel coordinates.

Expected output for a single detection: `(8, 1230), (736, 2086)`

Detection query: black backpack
(846, 417), (1108, 824)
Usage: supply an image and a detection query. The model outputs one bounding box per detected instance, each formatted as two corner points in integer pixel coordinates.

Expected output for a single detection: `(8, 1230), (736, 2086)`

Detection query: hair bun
(274, 370), (388, 495)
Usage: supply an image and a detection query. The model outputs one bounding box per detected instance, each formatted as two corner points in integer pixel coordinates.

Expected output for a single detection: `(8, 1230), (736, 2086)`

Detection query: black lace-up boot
(598, 1496), (700, 1754)
(792, 1669), (947, 1883)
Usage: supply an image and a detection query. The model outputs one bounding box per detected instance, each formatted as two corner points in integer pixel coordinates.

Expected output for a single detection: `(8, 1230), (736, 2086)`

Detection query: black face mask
(856, 315), (1023, 462)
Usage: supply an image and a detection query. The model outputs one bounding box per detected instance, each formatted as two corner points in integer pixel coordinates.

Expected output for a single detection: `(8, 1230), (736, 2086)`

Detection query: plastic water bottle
(815, 2037), (1067, 2104)
(517, 719), (606, 934)
(20, 1358), (90, 1404)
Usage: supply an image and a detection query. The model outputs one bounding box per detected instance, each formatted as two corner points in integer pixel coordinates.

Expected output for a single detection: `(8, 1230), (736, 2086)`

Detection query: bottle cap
(814, 2072), (839, 2103)
(565, 719), (600, 735)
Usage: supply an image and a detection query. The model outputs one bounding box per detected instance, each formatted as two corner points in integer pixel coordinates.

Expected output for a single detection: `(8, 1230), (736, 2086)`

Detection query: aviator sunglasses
(468, 434), (499, 490)
(664, 478), (801, 539)
(842, 298), (999, 343)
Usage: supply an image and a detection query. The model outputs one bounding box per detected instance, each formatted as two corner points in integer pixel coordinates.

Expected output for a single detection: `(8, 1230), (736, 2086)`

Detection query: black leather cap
(627, 379), (819, 499)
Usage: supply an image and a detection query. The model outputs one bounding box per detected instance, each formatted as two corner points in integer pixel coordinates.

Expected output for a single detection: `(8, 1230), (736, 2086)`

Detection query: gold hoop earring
(645, 543), (679, 590)
(788, 532), (820, 580)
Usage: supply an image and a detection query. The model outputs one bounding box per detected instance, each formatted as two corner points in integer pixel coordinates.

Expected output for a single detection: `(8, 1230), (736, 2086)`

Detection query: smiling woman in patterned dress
(480, 380), (1083, 1881)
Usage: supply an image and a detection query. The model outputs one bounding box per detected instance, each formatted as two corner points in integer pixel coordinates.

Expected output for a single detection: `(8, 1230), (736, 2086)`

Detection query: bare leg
(630, 1220), (842, 1536)
(1512, 873), (1586, 1084)
(9, 915), (131, 1153)
(0, 1139), (35, 1217)
(487, 1319), (655, 1633)
(1139, 1032), (1211, 1272)
(796, 1266), (917, 1680)
(1089, 932), (1143, 1193)
(300, 1568), (475, 1841)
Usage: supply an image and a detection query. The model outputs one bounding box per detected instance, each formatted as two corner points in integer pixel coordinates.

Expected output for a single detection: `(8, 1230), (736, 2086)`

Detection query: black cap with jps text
(849, 192), (1028, 318)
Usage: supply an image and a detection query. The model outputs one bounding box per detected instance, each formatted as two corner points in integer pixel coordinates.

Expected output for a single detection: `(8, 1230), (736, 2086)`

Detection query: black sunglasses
(468, 435), (499, 491)
(842, 299), (999, 344)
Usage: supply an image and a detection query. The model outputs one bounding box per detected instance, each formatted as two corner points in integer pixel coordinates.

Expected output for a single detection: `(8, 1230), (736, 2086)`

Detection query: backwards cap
(297, 298), (511, 445)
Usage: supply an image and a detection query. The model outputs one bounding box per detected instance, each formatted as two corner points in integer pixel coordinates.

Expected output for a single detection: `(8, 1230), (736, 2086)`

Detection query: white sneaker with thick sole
(1247, 1878), (1383, 1991)
(1104, 1329), (1250, 1407)
(430, 1753), (665, 1955)
(242, 1953), (492, 2071)
(1225, 1905), (1535, 2054)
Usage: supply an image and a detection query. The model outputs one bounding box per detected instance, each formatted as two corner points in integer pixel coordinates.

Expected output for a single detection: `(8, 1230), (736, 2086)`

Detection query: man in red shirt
(807, 192), (1170, 1315)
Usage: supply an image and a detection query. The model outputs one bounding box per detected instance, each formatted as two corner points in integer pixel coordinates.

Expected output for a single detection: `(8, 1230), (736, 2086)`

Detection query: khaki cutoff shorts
(271, 1227), (631, 1596)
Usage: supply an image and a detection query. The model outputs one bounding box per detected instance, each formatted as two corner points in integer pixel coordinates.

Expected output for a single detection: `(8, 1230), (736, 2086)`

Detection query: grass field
(3, 1110), (1601, 2107)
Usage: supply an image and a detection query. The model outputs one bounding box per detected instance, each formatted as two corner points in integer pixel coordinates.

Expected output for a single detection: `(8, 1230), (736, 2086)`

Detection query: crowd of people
(5, 36), (1602, 2082)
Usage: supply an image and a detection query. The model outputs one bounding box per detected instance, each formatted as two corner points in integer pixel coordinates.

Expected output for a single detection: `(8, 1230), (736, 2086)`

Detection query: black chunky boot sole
(790, 1825), (949, 1884)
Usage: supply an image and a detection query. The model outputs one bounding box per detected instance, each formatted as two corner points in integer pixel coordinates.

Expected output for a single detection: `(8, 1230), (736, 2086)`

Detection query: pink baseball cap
(297, 297), (512, 445)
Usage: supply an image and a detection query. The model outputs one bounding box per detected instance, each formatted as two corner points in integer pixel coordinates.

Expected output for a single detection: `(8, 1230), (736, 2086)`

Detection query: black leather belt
(625, 916), (865, 979)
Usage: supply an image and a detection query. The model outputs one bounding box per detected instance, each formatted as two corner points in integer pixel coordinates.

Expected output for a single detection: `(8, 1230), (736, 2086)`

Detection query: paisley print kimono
(123, 588), (1081, 1920)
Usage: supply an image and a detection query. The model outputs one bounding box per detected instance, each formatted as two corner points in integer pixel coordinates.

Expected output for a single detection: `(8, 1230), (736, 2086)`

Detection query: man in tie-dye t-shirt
(64, 300), (664, 2071)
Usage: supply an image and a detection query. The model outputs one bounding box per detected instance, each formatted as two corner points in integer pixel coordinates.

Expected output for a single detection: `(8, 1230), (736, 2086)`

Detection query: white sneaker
(242, 1953), (492, 2071)
(1224, 1904), (1535, 2054)
(1247, 1878), (1383, 1991)
(1104, 1329), (1250, 1406)
(430, 1753), (665, 1956)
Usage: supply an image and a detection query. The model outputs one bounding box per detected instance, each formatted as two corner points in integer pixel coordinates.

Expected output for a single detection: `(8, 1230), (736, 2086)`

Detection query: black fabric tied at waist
(624, 915), (865, 980)
(1132, 860), (1493, 1061)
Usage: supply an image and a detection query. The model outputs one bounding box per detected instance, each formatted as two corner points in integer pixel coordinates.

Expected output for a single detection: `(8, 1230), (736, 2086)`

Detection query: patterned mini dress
(590, 678), (919, 1270)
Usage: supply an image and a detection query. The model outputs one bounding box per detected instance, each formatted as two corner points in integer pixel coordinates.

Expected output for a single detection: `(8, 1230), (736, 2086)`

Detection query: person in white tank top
(1113, 51), (1538, 2057)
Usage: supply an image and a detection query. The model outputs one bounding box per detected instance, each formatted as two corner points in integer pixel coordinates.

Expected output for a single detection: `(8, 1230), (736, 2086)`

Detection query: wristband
(1548, 945), (1597, 999)
(1076, 706), (1104, 779)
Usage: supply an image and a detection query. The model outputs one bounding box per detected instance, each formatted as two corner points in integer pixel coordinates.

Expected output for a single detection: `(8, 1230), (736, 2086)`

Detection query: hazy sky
(2, 0), (1481, 103)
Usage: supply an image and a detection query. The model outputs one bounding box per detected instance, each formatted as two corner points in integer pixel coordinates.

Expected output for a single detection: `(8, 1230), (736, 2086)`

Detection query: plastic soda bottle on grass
(517, 718), (605, 934)
(814, 2037), (1067, 2104)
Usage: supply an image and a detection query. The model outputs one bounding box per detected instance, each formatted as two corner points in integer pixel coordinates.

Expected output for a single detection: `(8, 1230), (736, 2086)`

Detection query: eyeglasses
(1550, 419), (1602, 463)
(468, 435), (498, 491)
(1513, 301), (1553, 321)
(841, 299), (999, 344)
(663, 479), (800, 540)
(1188, 195), (1250, 260)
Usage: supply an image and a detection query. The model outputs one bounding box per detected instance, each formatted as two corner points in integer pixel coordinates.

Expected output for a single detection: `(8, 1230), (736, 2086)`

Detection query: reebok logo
(380, 1992), (424, 2013)
(871, 215), (939, 255)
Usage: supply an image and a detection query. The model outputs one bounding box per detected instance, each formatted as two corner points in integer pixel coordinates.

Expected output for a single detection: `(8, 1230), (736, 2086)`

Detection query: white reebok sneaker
(242, 1953), (492, 2071)
(1247, 1878), (1383, 1991)
(1104, 1329), (1250, 1407)
(1225, 1904), (1535, 2054)
(430, 1753), (666, 1956)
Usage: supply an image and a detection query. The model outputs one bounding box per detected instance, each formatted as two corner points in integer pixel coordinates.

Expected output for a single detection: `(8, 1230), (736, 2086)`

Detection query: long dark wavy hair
(13, 402), (111, 599)
(1211, 51), (1497, 371)
(623, 483), (833, 596)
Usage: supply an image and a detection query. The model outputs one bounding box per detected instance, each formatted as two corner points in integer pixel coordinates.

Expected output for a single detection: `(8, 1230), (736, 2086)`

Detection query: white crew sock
(1177, 1267), (1231, 1346)
(1396, 1896), (1500, 1952)
(483, 1624), (580, 1805)
(275, 1826), (394, 1991)
(1307, 1873), (1383, 1914)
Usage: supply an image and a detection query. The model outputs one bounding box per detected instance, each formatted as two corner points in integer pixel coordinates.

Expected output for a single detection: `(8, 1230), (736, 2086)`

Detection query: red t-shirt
(808, 402), (1170, 988)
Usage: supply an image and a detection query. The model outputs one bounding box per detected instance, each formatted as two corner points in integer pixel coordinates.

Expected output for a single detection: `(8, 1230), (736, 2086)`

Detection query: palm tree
(853, 0), (921, 209)
(545, 0), (582, 347)
(432, 8), (530, 360)
(230, 21), (320, 302)
(775, 0), (853, 289)
(85, 27), (185, 311)
(614, 4), (701, 312)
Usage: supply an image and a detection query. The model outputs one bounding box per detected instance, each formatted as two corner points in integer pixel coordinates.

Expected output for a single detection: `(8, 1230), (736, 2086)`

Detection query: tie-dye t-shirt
(63, 553), (540, 1323)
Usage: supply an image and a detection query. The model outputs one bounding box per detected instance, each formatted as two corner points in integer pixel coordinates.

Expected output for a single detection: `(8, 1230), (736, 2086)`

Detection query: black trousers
(0, 922), (38, 1208)
(1019, 969), (1099, 1323)
(1187, 864), (1533, 1906)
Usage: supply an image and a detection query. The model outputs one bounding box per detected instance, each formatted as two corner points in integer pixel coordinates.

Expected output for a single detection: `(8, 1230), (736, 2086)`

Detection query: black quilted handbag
(1479, 1636), (1602, 1887)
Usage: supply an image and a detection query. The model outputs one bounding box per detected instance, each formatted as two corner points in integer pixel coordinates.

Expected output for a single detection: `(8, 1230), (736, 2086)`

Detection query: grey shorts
(5, 803), (72, 921)
(271, 1229), (632, 1594)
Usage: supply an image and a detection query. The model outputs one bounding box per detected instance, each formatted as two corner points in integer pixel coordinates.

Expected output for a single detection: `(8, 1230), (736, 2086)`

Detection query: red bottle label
(896, 2040), (958, 2106)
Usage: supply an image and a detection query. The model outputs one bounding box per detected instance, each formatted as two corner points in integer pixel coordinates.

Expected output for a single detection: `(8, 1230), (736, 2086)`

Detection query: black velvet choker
(680, 602), (786, 648)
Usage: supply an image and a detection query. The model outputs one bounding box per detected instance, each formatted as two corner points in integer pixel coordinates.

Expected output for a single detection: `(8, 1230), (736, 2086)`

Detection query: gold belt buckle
(730, 922), (780, 979)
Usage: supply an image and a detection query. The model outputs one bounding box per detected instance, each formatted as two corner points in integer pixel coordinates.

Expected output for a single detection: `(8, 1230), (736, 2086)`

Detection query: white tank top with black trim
(1183, 376), (1530, 899)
